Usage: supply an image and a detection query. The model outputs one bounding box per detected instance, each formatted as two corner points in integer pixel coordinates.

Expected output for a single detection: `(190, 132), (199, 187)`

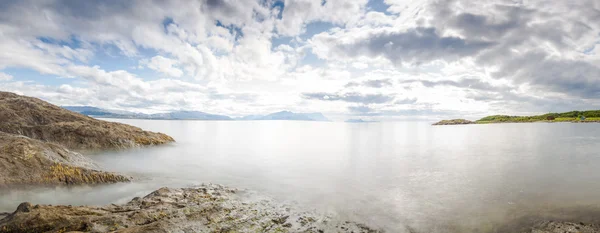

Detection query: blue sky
(0, 0), (599, 120)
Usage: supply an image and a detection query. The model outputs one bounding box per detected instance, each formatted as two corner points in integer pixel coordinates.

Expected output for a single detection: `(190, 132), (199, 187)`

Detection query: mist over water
(2, 119), (600, 232)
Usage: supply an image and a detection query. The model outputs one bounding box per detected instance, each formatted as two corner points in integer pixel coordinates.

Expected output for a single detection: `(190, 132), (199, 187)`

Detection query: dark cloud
(448, 7), (531, 40)
(493, 52), (600, 98)
(302, 92), (394, 104)
(401, 78), (508, 92)
(327, 27), (495, 65)
(204, 0), (241, 16)
(345, 79), (393, 88)
(427, 0), (600, 99)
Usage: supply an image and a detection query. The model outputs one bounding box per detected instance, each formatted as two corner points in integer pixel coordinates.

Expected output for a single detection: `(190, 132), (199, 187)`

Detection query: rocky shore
(0, 184), (381, 233)
(0, 92), (173, 151)
(0, 91), (173, 187)
(0, 132), (129, 187)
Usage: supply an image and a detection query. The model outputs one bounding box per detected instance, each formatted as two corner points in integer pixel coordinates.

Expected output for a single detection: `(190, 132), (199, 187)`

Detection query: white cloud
(145, 56), (184, 78)
(275, 0), (368, 36)
(0, 72), (13, 81)
(0, 0), (598, 119)
(352, 62), (368, 69)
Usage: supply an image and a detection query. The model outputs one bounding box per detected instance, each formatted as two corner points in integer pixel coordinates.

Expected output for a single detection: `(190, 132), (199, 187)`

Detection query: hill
(0, 92), (173, 151)
(433, 110), (600, 125)
(0, 91), (174, 186)
(239, 111), (330, 121)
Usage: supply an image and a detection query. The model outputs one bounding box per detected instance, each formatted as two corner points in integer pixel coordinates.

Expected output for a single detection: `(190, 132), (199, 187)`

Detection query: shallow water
(2, 120), (600, 232)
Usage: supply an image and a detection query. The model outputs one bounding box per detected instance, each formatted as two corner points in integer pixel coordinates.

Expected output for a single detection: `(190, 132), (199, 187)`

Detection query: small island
(433, 110), (600, 125)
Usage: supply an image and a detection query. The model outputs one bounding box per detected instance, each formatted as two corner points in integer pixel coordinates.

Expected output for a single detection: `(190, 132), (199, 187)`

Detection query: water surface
(2, 120), (600, 232)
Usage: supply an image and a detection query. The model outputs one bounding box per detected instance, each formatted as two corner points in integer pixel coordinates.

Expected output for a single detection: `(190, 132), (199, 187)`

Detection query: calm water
(2, 120), (600, 232)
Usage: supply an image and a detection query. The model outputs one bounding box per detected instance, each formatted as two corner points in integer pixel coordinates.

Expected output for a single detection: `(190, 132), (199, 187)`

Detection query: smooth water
(2, 120), (600, 232)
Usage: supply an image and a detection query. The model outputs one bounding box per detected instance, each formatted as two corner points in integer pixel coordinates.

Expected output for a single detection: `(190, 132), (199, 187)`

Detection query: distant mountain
(63, 106), (133, 117)
(65, 106), (328, 121)
(239, 111), (330, 121)
(63, 106), (231, 120)
(146, 111), (232, 120)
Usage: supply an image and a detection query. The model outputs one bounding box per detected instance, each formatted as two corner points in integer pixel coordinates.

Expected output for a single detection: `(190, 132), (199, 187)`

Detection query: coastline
(0, 184), (382, 233)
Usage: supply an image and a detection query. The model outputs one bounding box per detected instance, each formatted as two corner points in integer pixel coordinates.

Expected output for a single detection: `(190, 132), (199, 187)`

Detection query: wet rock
(0, 184), (383, 233)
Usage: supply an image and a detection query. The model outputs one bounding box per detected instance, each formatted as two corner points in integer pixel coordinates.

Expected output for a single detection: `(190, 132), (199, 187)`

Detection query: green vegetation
(475, 110), (600, 124)
(433, 110), (600, 125)
(432, 119), (473, 125)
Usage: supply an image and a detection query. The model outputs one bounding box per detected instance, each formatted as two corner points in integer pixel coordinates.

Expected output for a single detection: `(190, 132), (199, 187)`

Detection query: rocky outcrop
(522, 220), (600, 233)
(0, 132), (129, 187)
(0, 92), (174, 151)
(0, 184), (381, 233)
(432, 119), (473, 125)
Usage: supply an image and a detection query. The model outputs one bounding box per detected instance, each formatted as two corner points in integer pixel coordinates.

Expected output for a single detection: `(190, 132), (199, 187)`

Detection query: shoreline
(4, 183), (600, 232)
(0, 184), (382, 233)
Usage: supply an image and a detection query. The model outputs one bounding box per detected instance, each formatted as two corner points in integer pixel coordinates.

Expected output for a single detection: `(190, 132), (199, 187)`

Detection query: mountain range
(63, 106), (330, 121)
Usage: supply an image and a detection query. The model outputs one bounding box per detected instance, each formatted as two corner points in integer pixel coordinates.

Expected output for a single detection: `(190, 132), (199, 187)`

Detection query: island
(433, 110), (600, 125)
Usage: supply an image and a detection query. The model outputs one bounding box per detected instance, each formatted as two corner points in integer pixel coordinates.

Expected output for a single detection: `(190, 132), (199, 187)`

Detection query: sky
(0, 0), (599, 121)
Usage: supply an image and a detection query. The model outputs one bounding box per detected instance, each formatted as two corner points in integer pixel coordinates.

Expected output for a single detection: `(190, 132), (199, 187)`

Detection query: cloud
(401, 78), (507, 92)
(312, 27), (495, 65)
(394, 97), (417, 105)
(491, 52), (600, 99)
(422, 0), (600, 99)
(302, 92), (395, 104)
(345, 79), (393, 88)
(0, 0), (599, 119)
(348, 105), (374, 113)
(0, 72), (13, 81)
(351, 62), (368, 69)
(144, 56), (184, 78)
(275, 0), (368, 36)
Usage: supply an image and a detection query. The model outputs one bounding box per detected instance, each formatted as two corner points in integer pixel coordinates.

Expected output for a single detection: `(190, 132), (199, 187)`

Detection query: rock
(523, 220), (600, 233)
(0, 91), (174, 151)
(432, 119), (474, 125)
(0, 184), (382, 233)
(0, 132), (130, 187)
